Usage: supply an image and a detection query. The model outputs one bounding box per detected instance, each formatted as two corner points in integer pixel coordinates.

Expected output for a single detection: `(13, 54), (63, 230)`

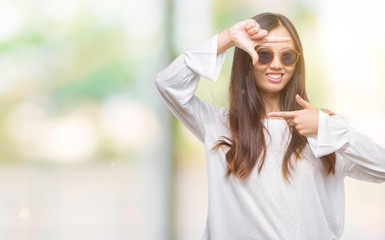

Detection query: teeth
(267, 74), (283, 79)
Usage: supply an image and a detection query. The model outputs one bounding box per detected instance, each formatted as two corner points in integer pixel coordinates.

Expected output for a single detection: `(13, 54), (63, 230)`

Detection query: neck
(261, 91), (281, 117)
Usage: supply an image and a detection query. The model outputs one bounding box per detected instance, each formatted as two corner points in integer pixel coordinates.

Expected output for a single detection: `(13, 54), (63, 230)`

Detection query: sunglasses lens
(257, 48), (274, 64)
(281, 50), (299, 66)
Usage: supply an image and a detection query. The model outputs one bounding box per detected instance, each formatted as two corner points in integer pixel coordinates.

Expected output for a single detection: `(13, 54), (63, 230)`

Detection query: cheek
(253, 66), (266, 79)
(253, 72), (266, 87)
(285, 68), (295, 81)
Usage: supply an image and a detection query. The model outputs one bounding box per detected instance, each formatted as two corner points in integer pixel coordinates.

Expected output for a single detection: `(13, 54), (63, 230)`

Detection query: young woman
(155, 12), (385, 240)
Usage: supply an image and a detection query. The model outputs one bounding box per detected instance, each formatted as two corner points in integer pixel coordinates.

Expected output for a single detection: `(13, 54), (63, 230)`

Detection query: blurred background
(0, 0), (384, 239)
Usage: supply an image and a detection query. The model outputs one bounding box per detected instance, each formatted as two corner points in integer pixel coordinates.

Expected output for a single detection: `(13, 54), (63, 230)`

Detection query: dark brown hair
(213, 12), (336, 182)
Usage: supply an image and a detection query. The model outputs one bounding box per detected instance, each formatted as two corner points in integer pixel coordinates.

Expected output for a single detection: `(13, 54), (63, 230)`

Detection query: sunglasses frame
(255, 47), (300, 67)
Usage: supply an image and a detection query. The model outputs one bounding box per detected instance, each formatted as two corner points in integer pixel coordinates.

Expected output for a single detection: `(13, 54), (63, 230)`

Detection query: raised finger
(295, 94), (312, 109)
(262, 36), (291, 43)
(249, 29), (268, 40)
(268, 111), (298, 118)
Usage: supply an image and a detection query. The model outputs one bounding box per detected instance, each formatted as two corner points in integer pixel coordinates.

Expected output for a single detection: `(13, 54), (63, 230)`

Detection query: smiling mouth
(266, 73), (284, 83)
(266, 73), (284, 79)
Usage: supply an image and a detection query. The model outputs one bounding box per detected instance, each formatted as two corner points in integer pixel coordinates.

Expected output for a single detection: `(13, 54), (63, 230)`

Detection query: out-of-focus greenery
(0, 3), (154, 165)
(0, 28), (135, 105)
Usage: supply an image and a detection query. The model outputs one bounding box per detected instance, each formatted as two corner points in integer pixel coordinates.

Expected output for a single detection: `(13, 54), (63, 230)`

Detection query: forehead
(260, 25), (295, 49)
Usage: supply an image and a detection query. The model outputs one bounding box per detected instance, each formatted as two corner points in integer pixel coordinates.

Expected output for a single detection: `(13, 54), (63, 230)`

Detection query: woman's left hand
(268, 95), (319, 136)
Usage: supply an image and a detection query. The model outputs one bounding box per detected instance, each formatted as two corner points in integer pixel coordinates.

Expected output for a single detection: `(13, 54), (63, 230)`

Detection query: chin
(262, 86), (285, 94)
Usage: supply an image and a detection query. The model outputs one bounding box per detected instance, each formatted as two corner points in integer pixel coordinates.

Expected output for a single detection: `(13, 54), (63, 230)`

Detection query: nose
(269, 53), (282, 69)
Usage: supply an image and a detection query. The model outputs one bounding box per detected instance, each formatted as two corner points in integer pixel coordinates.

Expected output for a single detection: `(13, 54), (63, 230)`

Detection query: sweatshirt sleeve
(307, 110), (385, 183)
(155, 35), (227, 143)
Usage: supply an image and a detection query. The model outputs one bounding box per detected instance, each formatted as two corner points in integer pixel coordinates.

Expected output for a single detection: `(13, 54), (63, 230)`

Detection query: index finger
(268, 111), (298, 118)
(263, 37), (291, 43)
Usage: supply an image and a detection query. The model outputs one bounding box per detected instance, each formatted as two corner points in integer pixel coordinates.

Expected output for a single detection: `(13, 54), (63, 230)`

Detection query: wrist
(224, 28), (235, 47)
(217, 28), (234, 55)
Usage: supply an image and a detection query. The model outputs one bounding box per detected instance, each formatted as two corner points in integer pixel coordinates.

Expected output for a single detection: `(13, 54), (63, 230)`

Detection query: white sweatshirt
(155, 35), (385, 240)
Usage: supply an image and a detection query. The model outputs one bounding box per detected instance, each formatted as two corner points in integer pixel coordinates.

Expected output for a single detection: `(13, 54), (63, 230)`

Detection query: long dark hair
(213, 12), (336, 182)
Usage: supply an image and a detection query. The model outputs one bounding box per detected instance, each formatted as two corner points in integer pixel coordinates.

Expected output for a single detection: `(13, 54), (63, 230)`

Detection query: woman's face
(253, 25), (296, 96)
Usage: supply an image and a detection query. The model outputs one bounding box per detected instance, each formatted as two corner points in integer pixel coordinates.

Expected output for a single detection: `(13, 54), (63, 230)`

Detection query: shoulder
(320, 108), (336, 116)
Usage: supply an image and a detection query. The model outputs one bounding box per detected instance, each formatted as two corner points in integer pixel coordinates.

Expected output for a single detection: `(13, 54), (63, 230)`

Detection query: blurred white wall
(314, 1), (385, 239)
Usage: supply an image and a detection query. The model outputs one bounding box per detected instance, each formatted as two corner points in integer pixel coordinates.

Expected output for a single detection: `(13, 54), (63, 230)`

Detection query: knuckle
(262, 29), (268, 35)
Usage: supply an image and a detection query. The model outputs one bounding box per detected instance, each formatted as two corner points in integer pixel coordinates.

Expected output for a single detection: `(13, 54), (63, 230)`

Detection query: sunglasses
(256, 47), (300, 66)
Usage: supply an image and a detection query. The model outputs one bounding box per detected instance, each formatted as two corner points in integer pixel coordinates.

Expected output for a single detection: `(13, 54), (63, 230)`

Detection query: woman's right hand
(217, 19), (291, 65)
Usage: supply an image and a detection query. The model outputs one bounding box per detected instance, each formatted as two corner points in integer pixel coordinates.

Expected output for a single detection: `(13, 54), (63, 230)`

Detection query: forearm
(155, 35), (227, 141)
(307, 111), (385, 182)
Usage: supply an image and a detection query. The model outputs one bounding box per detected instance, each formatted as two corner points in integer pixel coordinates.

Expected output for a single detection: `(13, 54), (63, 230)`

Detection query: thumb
(296, 94), (312, 109)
